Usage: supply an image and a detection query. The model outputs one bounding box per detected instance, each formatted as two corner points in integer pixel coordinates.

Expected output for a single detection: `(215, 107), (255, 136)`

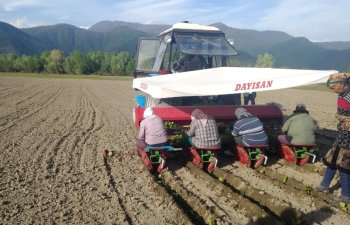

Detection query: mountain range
(0, 20), (349, 71)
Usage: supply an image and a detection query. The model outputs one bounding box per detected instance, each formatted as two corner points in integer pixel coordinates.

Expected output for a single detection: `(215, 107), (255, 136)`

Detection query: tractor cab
(134, 22), (241, 107)
(134, 21), (238, 77)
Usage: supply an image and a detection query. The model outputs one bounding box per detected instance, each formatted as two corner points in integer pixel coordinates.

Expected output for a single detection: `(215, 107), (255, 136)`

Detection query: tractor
(132, 21), (336, 172)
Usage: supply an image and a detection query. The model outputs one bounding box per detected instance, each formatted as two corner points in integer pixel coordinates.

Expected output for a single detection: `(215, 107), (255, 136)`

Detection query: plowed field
(1, 76), (349, 225)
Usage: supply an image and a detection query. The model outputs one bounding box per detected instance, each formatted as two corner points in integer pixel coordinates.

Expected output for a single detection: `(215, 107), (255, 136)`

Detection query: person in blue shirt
(231, 107), (268, 146)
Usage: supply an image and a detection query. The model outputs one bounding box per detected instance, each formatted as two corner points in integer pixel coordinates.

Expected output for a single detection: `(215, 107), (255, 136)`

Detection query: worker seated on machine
(277, 103), (317, 165)
(186, 109), (221, 150)
(277, 103), (317, 146)
(231, 107), (269, 147)
(135, 107), (168, 154)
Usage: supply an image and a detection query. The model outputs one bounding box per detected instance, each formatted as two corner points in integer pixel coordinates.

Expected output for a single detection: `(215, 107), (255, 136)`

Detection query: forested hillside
(0, 20), (349, 72)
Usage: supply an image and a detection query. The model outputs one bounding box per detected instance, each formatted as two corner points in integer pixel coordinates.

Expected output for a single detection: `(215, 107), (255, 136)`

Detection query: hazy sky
(1, 0), (349, 42)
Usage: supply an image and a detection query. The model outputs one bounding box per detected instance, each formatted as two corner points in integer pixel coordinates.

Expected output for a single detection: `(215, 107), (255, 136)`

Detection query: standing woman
(316, 73), (350, 203)
(186, 109), (221, 149)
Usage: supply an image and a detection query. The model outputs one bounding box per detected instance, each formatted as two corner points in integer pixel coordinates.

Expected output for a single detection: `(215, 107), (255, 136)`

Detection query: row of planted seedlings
(159, 119), (317, 223)
(163, 118), (284, 161)
(161, 122), (279, 224)
(164, 120), (238, 148)
(161, 119), (307, 224)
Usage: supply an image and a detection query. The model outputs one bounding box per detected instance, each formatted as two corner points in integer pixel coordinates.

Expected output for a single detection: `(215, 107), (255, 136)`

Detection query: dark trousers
(243, 94), (256, 105)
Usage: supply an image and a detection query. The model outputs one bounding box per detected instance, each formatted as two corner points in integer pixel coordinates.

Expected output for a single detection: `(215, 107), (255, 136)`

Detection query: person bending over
(186, 109), (221, 149)
(231, 107), (268, 146)
(278, 103), (317, 145)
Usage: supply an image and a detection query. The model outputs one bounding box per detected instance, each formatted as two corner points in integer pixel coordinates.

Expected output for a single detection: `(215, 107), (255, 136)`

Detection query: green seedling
(302, 185), (312, 194)
(207, 217), (213, 225)
(312, 167), (319, 173)
(281, 175), (288, 184)
(339, 202), (348, 212)
(258, 168), (265, 174)
(164, 121), (183, 131)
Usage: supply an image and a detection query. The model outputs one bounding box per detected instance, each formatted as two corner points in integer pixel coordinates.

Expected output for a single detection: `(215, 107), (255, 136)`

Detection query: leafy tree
(100, 52), (112, 75)
(86, 51), (104, 74)
(40, 51), (50, 67)
(64, 51), (88, 74)
(32, 55), (45, 72)
(0, 50), (135, 76)
(125, 56), (135, 76)
(255, 52), (275, 68)
(44, 49), (65, 74)
(13, 55), (43, 73)
(13, 56), (25, 72)
(0, 54), (16, 72)
(111, 51), (134, 76)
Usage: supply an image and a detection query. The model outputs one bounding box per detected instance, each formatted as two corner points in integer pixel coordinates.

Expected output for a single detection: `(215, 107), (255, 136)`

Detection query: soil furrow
(1, 77), (349, 225)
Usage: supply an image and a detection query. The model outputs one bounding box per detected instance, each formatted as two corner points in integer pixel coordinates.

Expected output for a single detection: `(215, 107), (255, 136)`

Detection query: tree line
(0, 49), (135, 76)
(0, 49), (277, 76)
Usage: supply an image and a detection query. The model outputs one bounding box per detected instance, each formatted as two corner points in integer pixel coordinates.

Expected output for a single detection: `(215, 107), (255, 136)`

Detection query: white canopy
(132, 67), (338, 98)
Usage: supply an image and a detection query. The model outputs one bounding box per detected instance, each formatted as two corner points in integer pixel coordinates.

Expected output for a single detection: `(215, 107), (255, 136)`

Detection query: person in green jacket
(278, 103), (317, 145)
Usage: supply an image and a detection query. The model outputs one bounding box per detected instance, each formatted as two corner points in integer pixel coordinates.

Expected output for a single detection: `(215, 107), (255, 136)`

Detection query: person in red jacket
(316, 73), (350, 204)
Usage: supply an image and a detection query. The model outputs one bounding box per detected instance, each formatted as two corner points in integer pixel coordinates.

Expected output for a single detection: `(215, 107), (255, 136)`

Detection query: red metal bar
(134, 105), (283, 128)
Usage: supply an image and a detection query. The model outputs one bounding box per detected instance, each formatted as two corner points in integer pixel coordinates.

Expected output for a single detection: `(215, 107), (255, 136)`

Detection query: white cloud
(1, 0), (349, 41)
(107, 0), (191, 24)
(2, 0), (46, 11)
(10, 17), (43, 28)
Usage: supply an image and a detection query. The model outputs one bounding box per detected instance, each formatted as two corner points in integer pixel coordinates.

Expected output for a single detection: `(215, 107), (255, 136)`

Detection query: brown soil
(0, 76), (349, 225)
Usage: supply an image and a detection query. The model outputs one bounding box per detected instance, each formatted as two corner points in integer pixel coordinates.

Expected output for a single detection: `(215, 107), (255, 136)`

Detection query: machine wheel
(254, 156), (265, 169)
(140, 149), (153, 170)
(281, 145), (297, 163)
(190, 147), (203, 169)
(236, 146), (251, 167)
(207, 157), (217, 173)
(299, 155), (310, 166)
(157, 159), (166, 173)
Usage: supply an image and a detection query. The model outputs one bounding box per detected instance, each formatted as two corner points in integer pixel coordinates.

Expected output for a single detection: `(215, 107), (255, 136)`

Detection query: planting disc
(236, 146), (251, 167)
(281, 145), (297, 163)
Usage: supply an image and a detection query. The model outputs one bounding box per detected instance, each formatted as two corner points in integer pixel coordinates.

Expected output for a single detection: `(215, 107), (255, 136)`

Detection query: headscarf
(191, 109), (208, 126)
(235, 107), (251, 119)
(293, 103), (309, 114)
(143, 107), (154, 119)
(327, 73), (350, 89)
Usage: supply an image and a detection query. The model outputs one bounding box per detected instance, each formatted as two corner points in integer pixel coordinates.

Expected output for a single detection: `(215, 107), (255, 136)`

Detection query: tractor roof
(159, 22), (220, 36)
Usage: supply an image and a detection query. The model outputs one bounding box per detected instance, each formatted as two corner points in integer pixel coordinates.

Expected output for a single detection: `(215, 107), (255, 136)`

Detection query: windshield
(174, 32), (238, 56)
(135, 39), (160, 72)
